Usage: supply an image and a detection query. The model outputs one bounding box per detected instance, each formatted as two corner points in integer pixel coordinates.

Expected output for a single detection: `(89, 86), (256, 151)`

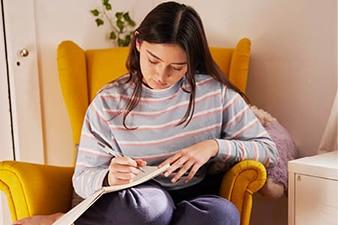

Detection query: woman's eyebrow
(146, 50), (187, 65)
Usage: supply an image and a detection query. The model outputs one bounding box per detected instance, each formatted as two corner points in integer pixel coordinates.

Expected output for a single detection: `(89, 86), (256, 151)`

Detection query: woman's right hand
(107, 156), (147, 186)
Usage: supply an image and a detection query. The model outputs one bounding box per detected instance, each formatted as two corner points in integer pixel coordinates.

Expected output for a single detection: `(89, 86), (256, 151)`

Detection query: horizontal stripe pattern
(73, 74), (277, 198)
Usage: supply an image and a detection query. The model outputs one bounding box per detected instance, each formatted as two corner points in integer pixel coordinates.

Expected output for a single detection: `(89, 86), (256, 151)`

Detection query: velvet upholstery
(0, 38), (266, 225)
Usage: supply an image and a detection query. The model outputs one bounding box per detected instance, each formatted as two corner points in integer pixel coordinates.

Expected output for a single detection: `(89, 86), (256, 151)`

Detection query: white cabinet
(288, 151), (338, 225)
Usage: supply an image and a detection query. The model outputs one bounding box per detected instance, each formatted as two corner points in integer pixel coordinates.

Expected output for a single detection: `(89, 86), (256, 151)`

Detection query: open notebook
(53, 163), (170, 225)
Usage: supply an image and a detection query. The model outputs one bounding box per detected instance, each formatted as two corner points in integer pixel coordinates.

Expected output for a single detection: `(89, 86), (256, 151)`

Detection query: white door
(2, 0), (44, 163)
(0, 0), (44, 224)
(0, 1), (13, 162)
(0, 1), (14, 224)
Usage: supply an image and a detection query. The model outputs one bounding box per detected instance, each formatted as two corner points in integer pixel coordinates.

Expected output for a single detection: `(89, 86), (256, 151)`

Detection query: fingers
(184, 164), (200, 182)
(159, 152), (180, 168)
(108, 157), (142, 186)
(135, 159), (147, 167)
(113, 156), (138, 167)
(162, 151), (202, 183)
(161, 140), (218, 183)
(163, 153), (186, 177)
(170, 160), (195, 183)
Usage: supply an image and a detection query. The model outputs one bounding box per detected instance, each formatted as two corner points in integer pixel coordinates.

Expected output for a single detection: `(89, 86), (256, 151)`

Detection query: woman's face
(136, 40), (188, 89)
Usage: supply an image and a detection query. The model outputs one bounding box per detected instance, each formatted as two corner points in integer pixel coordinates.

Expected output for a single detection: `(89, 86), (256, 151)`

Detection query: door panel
(2, 0), (44, 163)
(0, 0), (13, 161)
(0, 1), (13, 224)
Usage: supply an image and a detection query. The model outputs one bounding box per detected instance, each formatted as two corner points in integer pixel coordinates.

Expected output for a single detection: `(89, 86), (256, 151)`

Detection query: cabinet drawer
(294, 174), (337, 225)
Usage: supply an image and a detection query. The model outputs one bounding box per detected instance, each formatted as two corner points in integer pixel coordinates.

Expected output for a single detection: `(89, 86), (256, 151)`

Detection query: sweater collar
(141, 77), (184, 97)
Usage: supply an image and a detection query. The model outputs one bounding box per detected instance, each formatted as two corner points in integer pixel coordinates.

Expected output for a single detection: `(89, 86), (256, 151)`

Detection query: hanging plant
(90, 0), (136, 47)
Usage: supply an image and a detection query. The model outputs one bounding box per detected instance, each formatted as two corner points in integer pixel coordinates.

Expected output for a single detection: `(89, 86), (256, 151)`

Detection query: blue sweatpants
(75, 179), (239, 225)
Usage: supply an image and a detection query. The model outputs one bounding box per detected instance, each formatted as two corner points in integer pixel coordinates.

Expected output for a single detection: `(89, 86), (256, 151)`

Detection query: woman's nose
(156, 65), (168, 81)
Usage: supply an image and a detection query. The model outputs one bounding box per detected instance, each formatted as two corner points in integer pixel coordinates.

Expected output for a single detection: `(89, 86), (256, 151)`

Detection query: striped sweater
(73, 74), (278, 198)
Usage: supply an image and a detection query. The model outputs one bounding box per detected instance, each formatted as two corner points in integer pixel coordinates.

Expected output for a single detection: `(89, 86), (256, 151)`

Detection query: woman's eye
(171, 66), (183, 71)
(148, 59), (157, 64)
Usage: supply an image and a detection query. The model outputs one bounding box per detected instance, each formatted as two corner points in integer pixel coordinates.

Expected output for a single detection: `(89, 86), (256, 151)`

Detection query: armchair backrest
(57, 38), (251, 163)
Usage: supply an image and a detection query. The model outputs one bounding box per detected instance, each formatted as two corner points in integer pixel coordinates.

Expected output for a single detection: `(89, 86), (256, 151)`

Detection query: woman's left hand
(159, 139), (218, 183)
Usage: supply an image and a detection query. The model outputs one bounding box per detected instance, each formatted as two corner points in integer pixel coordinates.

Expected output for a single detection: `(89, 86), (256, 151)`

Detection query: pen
(97, 142), (146, 173)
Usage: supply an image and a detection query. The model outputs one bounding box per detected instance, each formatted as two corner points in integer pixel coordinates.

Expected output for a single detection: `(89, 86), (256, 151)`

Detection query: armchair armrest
(219, 160), (266, 225)
(0, 161), (74, 221)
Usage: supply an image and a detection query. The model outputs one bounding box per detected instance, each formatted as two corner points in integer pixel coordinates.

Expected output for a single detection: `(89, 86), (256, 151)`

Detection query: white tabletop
(288, 151), (338, 180)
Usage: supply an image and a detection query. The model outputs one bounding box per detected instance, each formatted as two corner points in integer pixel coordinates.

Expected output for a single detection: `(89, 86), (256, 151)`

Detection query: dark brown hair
(123, 1), (246, 128)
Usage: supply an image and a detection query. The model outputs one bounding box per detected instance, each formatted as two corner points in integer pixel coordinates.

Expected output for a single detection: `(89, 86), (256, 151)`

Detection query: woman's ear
(135, 31), (141, 51)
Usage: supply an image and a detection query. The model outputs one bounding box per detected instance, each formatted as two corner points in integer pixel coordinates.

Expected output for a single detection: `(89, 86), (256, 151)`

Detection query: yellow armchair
(0, 38), (266, 225)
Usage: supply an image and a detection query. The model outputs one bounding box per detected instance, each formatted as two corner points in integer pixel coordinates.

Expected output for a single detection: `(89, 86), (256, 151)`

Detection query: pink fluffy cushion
(250, 106), (298, 199)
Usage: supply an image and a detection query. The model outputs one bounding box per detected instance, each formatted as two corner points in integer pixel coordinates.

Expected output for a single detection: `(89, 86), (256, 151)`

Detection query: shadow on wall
(251, 194), (288, 225)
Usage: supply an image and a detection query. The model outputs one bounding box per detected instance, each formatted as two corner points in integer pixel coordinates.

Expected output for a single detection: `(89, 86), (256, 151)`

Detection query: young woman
(13, 1), (277, 225)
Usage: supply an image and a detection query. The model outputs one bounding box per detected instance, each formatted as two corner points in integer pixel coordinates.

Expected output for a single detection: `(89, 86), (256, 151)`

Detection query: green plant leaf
(116, 19), (124, 32)
(95, 18), (104, 26)
(110, 31), (117, 40)
(104, 3), (112, 10)
(103, 0), (111, 10)
(124, 34), (131, 45)
(90, 9), (100, 16)
(123, 12), (136, 26)
(91, 0), (136, 46)
(117, 38), (126, 47)
(115, 12), (123, 20)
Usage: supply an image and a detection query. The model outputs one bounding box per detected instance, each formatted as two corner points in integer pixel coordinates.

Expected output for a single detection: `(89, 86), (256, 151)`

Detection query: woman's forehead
(140, 41), (187, 64)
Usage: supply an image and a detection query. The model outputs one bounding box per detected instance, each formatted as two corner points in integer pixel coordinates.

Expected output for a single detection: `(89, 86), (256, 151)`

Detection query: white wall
(24, 0), (337, 224)
(177, 0), (337, 158)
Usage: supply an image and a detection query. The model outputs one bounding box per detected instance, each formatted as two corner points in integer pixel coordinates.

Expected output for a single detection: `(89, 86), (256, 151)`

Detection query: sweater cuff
(214, 138), (235, 163)
(213, 139), (223, 161)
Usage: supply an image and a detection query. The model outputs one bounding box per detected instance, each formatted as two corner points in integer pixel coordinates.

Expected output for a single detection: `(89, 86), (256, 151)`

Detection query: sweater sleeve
(72, 94), (114, 198)
(214, 88), (278, 168)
